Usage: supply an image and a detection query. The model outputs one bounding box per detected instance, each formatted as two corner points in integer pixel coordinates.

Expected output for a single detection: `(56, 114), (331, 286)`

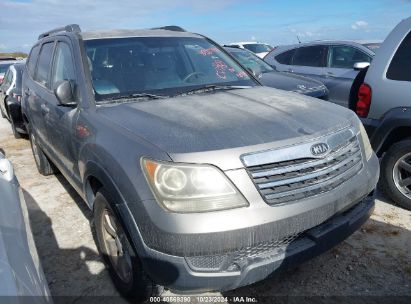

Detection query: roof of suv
(80, 29), (202, 40)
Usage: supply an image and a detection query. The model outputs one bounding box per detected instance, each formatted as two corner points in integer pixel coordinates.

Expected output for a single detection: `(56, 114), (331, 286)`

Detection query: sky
(0, 0), (410, 53)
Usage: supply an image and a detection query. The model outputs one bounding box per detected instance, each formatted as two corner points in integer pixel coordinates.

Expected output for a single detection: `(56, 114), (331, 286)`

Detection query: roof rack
(38, 24), (81, 40)
(151, 25), (186, 32)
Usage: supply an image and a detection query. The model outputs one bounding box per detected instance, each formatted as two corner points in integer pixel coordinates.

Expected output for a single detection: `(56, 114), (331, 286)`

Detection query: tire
(380, 140), (411, 210)
(93, 189), (163, 300)
(10, 116), (22, 139)
(29, 129), (56, 176)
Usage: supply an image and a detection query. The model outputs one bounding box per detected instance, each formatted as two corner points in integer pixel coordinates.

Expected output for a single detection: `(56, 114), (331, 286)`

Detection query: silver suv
(352, 17), (411, 210)
(21, 24), (379, 300)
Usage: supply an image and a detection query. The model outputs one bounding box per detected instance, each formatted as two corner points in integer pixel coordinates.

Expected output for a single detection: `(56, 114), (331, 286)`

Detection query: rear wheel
(10, 116), (22, 139)
(381, 140), (411, 210)
(29, 130), (56, 176)
(93, 190), (163, 300)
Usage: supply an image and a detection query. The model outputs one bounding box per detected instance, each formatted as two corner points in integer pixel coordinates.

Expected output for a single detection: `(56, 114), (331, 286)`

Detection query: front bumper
(137, 193), (375, 293)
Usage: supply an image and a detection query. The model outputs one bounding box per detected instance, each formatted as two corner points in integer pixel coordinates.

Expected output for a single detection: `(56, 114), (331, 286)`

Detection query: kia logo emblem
(311, 143), (329, 156)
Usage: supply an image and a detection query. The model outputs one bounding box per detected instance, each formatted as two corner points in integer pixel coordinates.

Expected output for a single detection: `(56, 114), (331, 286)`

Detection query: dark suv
(21, 24), (379, 300)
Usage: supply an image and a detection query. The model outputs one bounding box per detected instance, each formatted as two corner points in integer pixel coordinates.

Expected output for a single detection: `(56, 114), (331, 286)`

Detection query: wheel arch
(370, 107), (411, 157)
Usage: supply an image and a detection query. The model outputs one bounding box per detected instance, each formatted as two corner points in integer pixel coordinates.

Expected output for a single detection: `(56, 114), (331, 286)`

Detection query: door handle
(287, 68), (294, 72)
(41, 104), (50, 114)
(325, 72), (335, 77)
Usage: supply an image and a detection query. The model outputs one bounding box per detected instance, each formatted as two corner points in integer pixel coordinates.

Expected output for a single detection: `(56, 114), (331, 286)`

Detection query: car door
(46, 39), (80, 181)
(29, 41), (56, 151)
(286, 45), (328, 81)
(325, 45), (372, 107)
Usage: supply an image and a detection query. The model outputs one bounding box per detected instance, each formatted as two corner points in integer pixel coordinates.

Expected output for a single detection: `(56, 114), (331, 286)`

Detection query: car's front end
(126, 114), (378, 293)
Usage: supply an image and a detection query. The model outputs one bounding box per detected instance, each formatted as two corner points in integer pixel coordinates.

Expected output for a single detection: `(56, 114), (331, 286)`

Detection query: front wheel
(381, 140), (411, 210)
(93, 190), (163, 300)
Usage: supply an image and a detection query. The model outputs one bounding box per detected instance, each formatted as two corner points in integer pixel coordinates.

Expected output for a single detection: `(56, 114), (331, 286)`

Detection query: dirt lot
(0, 116), (410, 303)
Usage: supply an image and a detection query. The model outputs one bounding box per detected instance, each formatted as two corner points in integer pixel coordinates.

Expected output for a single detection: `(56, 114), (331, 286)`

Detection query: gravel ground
(0, 116), (410, 304)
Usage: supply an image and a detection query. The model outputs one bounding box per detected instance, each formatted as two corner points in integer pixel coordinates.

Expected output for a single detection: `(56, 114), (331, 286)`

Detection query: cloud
(0, 0), (243, 51)
(351, 20), (368, 30)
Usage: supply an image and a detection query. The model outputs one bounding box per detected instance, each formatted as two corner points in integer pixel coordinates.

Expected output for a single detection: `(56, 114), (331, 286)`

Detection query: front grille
(246, 134), (363, 205)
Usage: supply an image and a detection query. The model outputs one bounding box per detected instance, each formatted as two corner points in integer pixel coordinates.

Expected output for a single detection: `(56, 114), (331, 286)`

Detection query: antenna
(297, 35), (301, 44)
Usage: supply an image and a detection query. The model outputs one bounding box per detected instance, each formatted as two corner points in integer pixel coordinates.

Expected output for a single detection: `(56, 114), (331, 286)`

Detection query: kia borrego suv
(21, 24), (379, 300)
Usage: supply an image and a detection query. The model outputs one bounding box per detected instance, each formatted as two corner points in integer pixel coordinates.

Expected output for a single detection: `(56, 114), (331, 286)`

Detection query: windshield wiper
(98, 93), (169, 104)
(175, 85), (251, 97)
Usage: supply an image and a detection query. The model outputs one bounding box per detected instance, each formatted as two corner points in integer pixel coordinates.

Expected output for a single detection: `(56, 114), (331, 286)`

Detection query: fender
(83, 161), (150, 258)
(369, 107), (411, 155)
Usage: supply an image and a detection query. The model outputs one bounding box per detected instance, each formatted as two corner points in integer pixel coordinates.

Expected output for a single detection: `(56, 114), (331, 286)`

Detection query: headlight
(359, 122), (373, 160)
(142, 158), (248, 213)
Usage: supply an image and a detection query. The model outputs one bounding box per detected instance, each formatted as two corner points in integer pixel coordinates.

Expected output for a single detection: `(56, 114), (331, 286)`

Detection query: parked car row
(0, 16), (409, 302)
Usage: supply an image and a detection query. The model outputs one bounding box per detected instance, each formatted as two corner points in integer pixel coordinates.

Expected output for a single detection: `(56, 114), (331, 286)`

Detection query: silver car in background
(264, 41), (375, 107)
(0, 150), (51, 303)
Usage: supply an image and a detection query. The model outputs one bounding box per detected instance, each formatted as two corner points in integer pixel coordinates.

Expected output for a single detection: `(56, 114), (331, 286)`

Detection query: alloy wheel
(393, 152), (411, 200)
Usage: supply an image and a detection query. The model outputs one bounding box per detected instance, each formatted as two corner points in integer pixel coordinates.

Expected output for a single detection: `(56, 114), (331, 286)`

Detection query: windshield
(0, 63), (12, 74)
(85, 37), (257, 102)
(229, 50), (274, 73)
(243, 44), (272, 53)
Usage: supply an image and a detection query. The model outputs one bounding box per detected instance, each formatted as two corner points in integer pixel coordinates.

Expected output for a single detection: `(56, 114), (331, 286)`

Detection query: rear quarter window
(387, 31), (411, 82)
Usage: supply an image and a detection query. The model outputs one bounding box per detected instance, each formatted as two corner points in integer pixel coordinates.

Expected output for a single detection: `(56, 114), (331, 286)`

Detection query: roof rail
(151, 25), (186, 32)
(38, 24), (81, 40)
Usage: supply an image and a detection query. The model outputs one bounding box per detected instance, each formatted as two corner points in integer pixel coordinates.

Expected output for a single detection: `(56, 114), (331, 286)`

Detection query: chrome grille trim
(243, 127), (363, 205)
(251, 139), (359, 179)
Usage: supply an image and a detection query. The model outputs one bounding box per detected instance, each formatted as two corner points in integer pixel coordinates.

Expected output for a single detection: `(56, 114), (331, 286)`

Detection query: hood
(98, 86), (353, 155)
(259, 71), (326, 95)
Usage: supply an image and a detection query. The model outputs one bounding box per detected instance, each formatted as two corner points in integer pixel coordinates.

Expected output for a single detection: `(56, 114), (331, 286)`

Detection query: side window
(387, 31), (411, 82)
(275, 49), (295, 65)
(35, 42), (55, 87)
(27, 45), (41, 78)
(51, 42), (76, 90)
(3, 70), (12, 87)
(329, 45), (371, 69)
(292, 45), (327, 67)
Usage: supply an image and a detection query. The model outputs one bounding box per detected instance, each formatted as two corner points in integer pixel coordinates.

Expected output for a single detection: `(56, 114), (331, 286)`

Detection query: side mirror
(0, 148), (5, 158)
(54, 80), (76, 106)
(353, 62), (370, 71)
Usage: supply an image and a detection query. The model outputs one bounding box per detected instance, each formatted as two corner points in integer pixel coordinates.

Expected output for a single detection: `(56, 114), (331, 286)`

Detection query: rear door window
(292, 45), (328, 67)
(329, 45), (371, 69)
(275, 49), (295, 65)
(27, 45), (41, 78)
(35, 42), (55, 88)
(387, 31), (411, 82)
